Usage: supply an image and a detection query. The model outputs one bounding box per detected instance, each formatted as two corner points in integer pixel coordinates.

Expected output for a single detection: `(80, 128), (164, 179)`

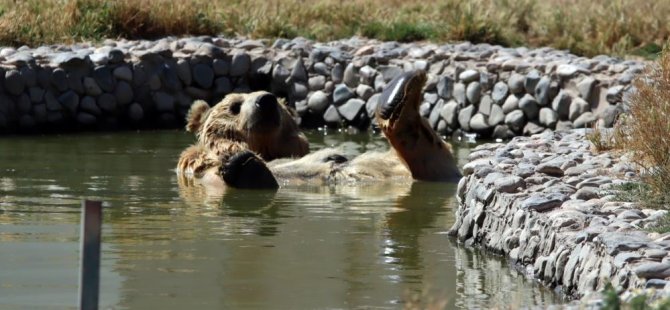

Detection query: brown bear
(177, 70), (461, 190)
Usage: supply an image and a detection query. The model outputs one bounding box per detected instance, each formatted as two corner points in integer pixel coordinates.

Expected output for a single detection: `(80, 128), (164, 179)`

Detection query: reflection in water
(0, 131), (563, 309)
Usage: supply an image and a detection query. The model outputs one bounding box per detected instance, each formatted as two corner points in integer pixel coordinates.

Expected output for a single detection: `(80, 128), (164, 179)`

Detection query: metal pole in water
(78, 200), (102, 310)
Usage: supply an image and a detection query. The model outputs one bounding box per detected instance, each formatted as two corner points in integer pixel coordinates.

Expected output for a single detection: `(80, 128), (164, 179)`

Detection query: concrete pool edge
(449, 129), (670, 305)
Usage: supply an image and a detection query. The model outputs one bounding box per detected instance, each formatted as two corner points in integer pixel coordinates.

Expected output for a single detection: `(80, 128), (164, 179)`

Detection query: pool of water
(0, 130), (562, 309)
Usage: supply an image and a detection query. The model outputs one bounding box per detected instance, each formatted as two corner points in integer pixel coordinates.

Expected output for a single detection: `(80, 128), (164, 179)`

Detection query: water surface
(0, 130), (562, 309)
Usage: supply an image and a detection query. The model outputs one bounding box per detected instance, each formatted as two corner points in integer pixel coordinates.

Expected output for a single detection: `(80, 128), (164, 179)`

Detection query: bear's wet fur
(177, 70), (461, 190)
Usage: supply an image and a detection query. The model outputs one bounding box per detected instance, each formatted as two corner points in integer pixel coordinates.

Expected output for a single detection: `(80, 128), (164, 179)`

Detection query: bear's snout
(244, 93), (281, 132)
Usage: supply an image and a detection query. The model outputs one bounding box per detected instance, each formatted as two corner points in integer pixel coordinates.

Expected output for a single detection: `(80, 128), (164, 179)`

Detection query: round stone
(128, 103), (144, 121)
(76, 112), (97, 125)
(492, 82), (509, 104)
(230, 52), (251, 76)
(98, 93), (117, 113)
(154, 91), (175, 112)
(519, 94), (539, 120)
(80, 96), (102, 116)
(338, 98), (365, 122)
(466, 82), (481, 105)
(212, 59), (230, 76)
(192, 64), (214, 89)
(333, 84), (354, 106)
(5, 70), (24, 96)
(115, 81), (134, 106)
(308, 91), (330, 114)
(113, 65), (133, 82)
(83, 77), (103, 96)
(176, 59), (192, 85)
(505, 109), (526, 132)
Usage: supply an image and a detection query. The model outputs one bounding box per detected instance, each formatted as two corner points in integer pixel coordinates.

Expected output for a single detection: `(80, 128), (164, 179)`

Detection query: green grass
(601, 283), (670, 310)
(0, 0), (668, 58)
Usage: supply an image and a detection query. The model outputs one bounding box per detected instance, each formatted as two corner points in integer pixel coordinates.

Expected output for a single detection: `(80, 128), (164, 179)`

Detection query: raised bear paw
(220, 151), (279, 189)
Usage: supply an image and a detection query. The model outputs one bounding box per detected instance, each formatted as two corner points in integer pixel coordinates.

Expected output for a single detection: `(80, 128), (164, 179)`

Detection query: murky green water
(0, 130), (562, 309)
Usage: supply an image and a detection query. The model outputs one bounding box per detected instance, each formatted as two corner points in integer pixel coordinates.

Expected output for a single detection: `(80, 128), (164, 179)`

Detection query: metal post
(78, 200), (102, 310)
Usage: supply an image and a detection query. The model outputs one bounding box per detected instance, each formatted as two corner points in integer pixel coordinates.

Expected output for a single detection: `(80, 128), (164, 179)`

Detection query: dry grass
(0, 0), (667, 57)
(615, 47), (670, 206)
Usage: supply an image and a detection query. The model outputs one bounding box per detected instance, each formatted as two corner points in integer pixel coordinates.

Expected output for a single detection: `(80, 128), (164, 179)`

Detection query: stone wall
(449, 130), (670, 302)
(0, 37), (645, 135)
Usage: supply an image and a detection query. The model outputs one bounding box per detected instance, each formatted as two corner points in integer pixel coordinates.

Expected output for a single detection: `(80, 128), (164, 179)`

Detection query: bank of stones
(449, 129), (670, 303)
(0, 36), (644, 135)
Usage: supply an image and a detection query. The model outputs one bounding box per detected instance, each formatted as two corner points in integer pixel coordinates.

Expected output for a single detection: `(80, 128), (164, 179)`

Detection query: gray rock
(521, 193), (567, 212)
(323, 104), (341, 124)
(115, 81), (133, 106)
(534, 76), (552, 106)
(213, 77), (233, 96)
(569, 97), (590, 121)
(573, 111), (597, 128)
(213, 59), (230, 76)
(502, 95), (519, 114)
(308, 76), (326, 91)
(343, 63), (359, 87)
(290, 57), (308, 82)
(333, 84), (354, 106)
(470, 113), (490, 132)
(453, 83), (467, 106)
(338, 98), (365, 122)
(291, 82), (308, 100)
(505, 109), (526, 133)
(28, 87), (44, 103)
(493, 125), (516, 140)
(557, 64), (584, 78)
(437, 76), (454, 99)
(478, 95), (493, 116)
(377, 66), (403, 83)
(606, 85), (624, 103)
(551, 91), (572, 120)
(58, 91), (79, 114)
(308, 90), (330, 114)
(599, 232), (650, 255)
(76, 112), (97, 125)
(80, 96), (101, 116)
(83, 77), (103, 96)
(93, 66), (114, 92)
(519, 94), (539, 119)
(523, 122), (545, 135)
(230, 53), (251, 76)
(313, 62), (329, 76)
(458, 105), (475, 131)
(556, 120), (573, 131)
(154, 91), (175, 112)
(98, 93), (117, 113)
(599, 104), (624, 127)
(176, 59), (192, 85)
(5, 70), (24, 96)
(128, 103), (144, 121)
(535, 161), (564, 176)
(356, 84), (375, 101)
(577, 77), (596, 101)
(192, 64), (214, 89)
(508, 73), (525, 94)
(113, 65), (133, 82)
(51, 69), (68, 92)
(634, 262), (670, 279)
(331, 63), (344, 84)
(524, 70), (541, 94)
(466, 82), (481, 105)
(488, 104), (505, 126)
(440, 100), (459, 127)
(539, 107), (558, 128)
(20, 67), (36, 88)
(17, 94), (30, 113)
(459, 69), (480, 83)
(575, 187), (600, 200)
(492, 82), (509, 104)
(365, 94), (380, 118)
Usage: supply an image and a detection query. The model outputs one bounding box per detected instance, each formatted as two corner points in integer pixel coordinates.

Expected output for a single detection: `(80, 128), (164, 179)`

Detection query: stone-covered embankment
(449, 130), (670, 301)
(0, 37), (645, 134)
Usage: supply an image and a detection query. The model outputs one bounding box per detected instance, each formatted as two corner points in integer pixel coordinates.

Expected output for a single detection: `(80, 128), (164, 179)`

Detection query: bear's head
(186, 91), (309, 161)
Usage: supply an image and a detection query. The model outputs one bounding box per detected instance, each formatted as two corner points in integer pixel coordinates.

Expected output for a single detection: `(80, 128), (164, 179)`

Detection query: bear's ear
(185, 100), (211, 133)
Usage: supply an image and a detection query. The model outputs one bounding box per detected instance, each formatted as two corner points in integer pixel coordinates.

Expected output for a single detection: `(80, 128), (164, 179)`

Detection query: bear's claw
(220, 151), (279, 189)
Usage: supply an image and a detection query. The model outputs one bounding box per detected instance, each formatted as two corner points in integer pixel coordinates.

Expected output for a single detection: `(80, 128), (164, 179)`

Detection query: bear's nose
(255, 93), (278, 111)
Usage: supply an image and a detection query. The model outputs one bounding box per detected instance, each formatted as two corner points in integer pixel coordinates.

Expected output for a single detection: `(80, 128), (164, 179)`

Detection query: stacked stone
(0, 36), (644, 135)
(449, 129), (670, 302)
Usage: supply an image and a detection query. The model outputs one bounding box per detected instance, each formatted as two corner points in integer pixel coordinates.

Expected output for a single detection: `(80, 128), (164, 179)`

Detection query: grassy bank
(0, 0), (667, 58)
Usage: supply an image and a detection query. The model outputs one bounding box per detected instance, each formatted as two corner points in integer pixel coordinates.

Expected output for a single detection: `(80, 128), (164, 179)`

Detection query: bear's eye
(229, 101), (242, 115)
